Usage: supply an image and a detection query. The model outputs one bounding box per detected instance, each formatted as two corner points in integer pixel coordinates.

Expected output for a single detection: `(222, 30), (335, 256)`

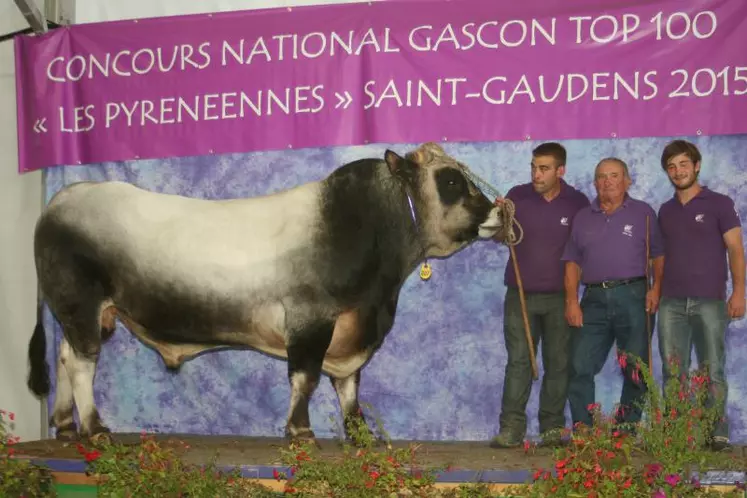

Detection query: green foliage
(501, 354), (746, 498)
(84, 433), (278, 497)
(0, 409), (55, 497)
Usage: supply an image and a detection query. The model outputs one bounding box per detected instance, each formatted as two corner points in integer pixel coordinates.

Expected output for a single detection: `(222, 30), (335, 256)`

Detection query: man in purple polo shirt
(562, 157), (664, 433)
(657, 140), (745, 451)
(490, 142), (589, 449)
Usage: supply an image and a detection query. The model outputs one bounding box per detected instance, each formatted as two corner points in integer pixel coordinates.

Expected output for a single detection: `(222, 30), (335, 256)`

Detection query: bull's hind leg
(50, 340), (77, 441)
(285, 321), (334, 444)
(59, 334), (109, 440)
(48, 299), (111, 440)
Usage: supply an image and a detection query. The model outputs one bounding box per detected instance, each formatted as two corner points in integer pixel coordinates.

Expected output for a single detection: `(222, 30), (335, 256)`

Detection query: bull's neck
(402, 189), (428, 267)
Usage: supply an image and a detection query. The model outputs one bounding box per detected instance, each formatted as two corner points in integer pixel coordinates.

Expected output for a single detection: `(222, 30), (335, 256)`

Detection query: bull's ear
(385, 149), (404, 174)
(385, 149), (418, 182)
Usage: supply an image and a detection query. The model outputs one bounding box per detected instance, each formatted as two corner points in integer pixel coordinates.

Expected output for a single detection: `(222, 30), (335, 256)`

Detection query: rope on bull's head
(458, 164), (524, 247)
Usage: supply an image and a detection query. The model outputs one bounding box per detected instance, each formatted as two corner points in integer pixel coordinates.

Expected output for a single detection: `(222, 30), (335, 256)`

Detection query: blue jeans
(657, 296), (729, 439)
(568, 280), (653, 427)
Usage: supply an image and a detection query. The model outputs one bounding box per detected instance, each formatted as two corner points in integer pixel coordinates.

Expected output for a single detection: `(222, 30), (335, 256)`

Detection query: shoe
(539, 429), (568, 448)
(709, 436), (730, 452)
(489, 430), (524, 448)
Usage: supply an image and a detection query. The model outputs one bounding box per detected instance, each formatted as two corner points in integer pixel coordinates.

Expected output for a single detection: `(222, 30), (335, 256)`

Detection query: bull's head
(385, 142), (504, 258)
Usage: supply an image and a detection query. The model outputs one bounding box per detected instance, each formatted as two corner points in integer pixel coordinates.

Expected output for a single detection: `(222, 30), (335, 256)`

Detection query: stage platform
(13, 434), (747, 494)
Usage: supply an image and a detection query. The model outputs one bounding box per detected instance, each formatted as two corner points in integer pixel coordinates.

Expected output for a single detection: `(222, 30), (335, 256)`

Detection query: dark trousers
(567, 280), (653, 427)
(499, 287), (571, 436)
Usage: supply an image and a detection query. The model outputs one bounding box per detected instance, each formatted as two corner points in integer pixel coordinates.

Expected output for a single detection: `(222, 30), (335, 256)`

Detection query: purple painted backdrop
(15, 0), (747, 172)
(41, 135), (747, 443)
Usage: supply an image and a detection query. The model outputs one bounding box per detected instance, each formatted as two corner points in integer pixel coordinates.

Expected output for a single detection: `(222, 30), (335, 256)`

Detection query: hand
(493, 196), (505, 206)
(727, 292), (746, 319)
(565, 301), (583, 328)
(646, 289), (660, 314)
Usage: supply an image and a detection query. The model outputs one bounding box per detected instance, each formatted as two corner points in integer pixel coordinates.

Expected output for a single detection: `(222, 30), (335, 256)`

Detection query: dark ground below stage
(13, 434), (747, 472)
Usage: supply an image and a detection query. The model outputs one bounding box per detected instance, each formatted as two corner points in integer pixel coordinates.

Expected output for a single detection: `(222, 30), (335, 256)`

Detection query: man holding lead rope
(490, 143), (589, 449)
(561, 157), (664, 435)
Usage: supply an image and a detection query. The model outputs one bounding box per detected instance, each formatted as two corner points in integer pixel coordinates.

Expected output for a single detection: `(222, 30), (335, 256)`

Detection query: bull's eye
(435, 168), (468, 205)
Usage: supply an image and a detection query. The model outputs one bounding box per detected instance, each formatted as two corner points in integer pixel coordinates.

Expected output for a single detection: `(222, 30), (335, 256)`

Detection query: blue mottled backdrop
(41, 135), (747, 442)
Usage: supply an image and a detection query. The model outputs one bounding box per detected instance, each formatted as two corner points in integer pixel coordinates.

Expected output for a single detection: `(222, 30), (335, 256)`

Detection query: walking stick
(510, 245), (538, 381)
(646, 215), (653, 378)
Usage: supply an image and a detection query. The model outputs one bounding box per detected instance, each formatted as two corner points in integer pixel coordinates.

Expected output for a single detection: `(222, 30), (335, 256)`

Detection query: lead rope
(459, 165), (537, 379)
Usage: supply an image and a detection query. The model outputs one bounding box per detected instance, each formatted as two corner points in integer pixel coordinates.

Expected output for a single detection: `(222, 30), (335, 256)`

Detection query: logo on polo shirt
(623, 224), (633, 237)
(695, 214), (705, 223)
(560, 217), (569, 226)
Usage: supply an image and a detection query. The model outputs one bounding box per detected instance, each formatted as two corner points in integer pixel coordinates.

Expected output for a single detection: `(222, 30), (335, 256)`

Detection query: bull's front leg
(284, 321), (333, 445)
(330, 370), (371, 443)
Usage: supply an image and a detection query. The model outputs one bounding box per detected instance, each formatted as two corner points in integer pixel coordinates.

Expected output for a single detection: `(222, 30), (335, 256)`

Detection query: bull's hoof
(287, 429), (321, 450)
(84, 424), (112, 446)
(55, 427), (79, 442)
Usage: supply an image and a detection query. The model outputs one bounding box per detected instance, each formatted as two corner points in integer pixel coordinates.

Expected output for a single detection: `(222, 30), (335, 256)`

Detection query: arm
(564, 261), (582, 305)
(646, 210), (666, 313)
(724, 226), (746, 318)
(564, 261), (584, 327)
(561, 214), (584, 327)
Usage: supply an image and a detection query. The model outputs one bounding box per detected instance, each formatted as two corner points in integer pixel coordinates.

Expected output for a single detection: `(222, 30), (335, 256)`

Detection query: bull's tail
(27, 301), (51, 397)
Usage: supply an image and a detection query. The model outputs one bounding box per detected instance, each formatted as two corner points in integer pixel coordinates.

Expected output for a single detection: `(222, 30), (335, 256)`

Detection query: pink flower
(645, 462), (663, 478)
(652, 490), (666, 498)
(665, 474), (681, 486)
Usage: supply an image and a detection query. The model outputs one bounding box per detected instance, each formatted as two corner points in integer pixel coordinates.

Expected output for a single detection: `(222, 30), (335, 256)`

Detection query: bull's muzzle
(477, 205), (504, 239)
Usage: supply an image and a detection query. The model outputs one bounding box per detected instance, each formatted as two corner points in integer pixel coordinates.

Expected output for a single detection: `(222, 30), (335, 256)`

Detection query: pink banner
(14, 0), (747, 172)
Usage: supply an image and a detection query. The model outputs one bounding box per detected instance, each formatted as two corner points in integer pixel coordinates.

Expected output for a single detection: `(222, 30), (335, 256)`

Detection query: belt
(585, 276), (646, 289)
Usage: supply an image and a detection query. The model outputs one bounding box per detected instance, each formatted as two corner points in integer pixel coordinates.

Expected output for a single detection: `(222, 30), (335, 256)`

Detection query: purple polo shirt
(658, 187), (741, 300)
(504, 180), (590, 293)
(561, 195), (664, 284)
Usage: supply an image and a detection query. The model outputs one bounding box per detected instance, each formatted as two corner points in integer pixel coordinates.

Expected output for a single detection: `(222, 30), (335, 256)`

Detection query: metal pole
(13, 0), (47, 34)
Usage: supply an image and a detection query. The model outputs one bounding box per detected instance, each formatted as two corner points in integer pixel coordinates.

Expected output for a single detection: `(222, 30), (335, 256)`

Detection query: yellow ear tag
(420, 262), (432, 281)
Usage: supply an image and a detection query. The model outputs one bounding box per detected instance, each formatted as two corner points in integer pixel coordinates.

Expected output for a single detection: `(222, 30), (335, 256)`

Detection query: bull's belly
(108, 302), (373, 380)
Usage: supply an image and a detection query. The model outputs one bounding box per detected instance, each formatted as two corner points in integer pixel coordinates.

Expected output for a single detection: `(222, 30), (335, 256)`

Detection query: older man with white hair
(561, 157), (665, 433)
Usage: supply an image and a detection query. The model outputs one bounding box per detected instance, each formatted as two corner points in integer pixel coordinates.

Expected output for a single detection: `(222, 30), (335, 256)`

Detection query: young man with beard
(657, 140), (745, 451)
(490, 142), (589, 449)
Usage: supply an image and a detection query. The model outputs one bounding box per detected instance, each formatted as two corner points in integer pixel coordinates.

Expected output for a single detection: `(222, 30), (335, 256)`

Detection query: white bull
(26, 142), (505, 443)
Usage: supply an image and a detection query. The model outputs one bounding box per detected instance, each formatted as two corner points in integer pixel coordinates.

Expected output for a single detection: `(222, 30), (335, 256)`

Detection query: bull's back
(37, 180), (324, 299)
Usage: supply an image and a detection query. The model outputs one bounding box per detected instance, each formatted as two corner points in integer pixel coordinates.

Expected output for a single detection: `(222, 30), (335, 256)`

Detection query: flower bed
(3, 355), (747, 497)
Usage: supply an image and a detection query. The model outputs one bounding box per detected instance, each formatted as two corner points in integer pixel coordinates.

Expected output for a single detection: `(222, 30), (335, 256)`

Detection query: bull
(26, 142), (506, 444)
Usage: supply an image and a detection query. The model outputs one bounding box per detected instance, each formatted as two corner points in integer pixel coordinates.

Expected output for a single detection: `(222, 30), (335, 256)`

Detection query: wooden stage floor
(13, 433), (747, 486)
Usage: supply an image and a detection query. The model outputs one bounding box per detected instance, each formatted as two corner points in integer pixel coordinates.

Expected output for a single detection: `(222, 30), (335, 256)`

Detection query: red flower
(8, 412), (14, 421)
(273, 469), (281, 480)
(631, 369), (640, 384)
(617, 354), (627, 369)
(84, 450), (101, 462)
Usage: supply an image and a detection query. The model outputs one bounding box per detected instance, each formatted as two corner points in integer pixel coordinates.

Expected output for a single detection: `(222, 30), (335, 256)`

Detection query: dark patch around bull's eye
(435, 168), (468, 205)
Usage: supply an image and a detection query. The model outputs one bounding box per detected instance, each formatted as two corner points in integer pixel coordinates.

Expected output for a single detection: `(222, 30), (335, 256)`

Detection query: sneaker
(709, 436), (730, 452)
(489, 430), (524, 448)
